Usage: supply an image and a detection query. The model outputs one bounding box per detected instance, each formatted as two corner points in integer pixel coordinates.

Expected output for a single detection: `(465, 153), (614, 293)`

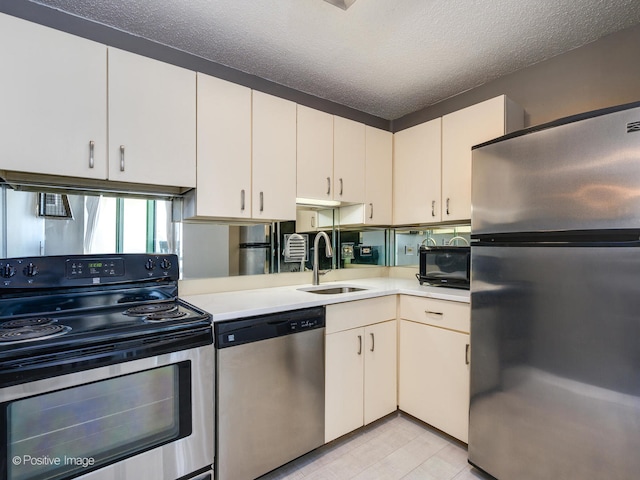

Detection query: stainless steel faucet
(312, 231), (333, 285)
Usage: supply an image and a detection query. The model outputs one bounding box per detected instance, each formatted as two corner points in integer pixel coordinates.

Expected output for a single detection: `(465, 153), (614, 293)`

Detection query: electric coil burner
(0, 253), (213, 387)
(124, 303), (179, 316)
(0, 323), (70, 342)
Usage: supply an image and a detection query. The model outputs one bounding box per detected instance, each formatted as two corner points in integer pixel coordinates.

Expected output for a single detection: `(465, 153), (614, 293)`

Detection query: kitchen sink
(298, 285), (368, 295)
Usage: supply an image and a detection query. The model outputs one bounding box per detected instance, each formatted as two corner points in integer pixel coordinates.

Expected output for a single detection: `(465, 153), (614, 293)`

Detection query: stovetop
(0, 253), (212, 361)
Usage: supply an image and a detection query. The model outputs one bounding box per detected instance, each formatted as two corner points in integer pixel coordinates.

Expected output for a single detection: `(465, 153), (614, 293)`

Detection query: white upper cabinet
(297, 106), (367, 205)
(333, 116), (365, 204)
(187, 79), (296, 222)
(194, 73), (252, 219)
(393, 118), (442, 225)
(441, 95), (524, 221)
(252, 91), (297, 221)
(393, 96), (523, 225)
(0, 13), (107, 180)
(296, 105), (334, 201)
(364, 126), (393, 225)
(108, 48), (196, 188)
(338, 125), (393, 226)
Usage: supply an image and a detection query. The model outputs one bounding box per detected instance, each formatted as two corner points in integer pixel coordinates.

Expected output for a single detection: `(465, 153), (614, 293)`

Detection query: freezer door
(472, 105), (640, 235)
(469, 244), (640, 480)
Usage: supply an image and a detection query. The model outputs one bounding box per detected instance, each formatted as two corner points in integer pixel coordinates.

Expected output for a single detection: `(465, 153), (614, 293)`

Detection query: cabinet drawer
(326, 296), (396, 334)
(399, 295), (469, 333)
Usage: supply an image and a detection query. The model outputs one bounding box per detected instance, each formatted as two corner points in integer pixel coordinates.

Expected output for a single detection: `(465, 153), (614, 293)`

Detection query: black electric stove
(0, 253), (212, 387)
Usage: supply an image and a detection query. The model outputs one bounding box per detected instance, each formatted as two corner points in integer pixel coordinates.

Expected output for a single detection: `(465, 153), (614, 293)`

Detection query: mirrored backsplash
(0, 185), (469, 278)
(394, 225), (471, 267)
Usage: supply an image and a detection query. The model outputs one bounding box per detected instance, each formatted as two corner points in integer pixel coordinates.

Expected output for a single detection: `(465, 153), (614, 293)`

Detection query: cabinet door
(399, 320), (470, 443)
(333, 117), (365, 204)
(297, 106), (334, 201)
(325, 328), (364, 442)
(442, 96), (509, 222)
(252, 91), (297, 221)
(365, 126), (393, 225)
(196, 73), (251, 218)
(393, 118), (442, 225)
(0, 13), (107, 179)
(295, 209), (318, 232)
(108, 48), (196, 188)
(364, 320), (397, 425)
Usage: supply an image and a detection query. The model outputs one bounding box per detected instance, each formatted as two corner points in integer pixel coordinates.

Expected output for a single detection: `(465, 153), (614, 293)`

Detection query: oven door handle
(0, 327), (213, 387)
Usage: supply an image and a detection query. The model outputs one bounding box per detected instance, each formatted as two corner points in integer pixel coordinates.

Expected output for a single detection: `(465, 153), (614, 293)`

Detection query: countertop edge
(182, 278), (469, 323)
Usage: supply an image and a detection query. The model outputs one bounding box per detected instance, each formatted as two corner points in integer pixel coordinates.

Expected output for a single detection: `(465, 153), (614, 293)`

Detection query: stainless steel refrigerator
(469, 101), (640, 480)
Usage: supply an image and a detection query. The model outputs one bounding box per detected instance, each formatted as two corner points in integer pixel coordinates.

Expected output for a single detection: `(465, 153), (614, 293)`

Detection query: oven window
(5, 362), (191, 480)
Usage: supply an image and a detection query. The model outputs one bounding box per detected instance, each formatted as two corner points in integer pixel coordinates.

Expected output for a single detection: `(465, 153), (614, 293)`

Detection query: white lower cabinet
(398, 296), (470, 443)
(325, 297), (397, 443)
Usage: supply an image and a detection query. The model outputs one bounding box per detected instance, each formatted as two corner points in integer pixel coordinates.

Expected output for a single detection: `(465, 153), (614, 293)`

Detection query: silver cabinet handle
(326, 177), (331, 196)
(119, 145), (125, 172)
(431, 200), (436, 217)
(370, 332), (375, 352)
(369, 203), (374, 220)
(260, 191), (264, 212)
(425, 310), (443, 316)
(339, 178), (343, 196)
(89, 141), (95, 169)
(240, 189), (245, 211)
(311, 216), (315, 228)
(357, 335), (362, 355)
(446, 198), (450, 215)
(465, 344), (470, 365)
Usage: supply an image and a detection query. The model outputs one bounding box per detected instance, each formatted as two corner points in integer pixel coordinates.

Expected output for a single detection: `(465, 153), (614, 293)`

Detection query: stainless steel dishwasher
(215, 306), (325, 480)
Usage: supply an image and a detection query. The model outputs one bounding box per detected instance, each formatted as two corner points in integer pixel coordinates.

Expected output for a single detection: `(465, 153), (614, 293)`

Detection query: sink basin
(298, 285), (368, 295)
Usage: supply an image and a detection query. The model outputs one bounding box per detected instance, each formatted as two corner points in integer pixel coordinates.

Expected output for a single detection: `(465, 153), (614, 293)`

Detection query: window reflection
(0, 185), (174, 259)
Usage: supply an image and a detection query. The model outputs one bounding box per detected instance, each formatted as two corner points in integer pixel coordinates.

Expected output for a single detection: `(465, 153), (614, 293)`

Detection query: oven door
(0, 345), (214, 480)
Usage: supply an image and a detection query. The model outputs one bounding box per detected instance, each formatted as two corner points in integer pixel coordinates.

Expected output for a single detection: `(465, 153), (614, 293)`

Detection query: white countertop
(183, 277), (469, 322)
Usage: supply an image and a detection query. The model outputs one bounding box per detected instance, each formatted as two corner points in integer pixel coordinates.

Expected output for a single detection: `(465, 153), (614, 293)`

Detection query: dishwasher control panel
(289, 318), (321, 332)
(215, 306), (325, 348)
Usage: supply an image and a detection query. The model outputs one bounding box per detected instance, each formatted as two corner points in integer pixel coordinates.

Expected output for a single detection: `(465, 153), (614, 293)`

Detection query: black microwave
(418, 245), (470, 289)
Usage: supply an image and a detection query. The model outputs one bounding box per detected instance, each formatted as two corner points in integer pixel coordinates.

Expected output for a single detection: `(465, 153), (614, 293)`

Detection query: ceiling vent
(324, 0), (357, 10)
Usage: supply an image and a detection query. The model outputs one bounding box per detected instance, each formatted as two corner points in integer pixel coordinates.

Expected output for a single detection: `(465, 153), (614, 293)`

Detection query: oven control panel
(0, 254), (180, 288)
(66, 258), (125, 278)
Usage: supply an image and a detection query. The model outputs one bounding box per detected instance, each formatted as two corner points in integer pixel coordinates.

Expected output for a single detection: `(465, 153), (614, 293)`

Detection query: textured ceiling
(28, 0), (640, 120)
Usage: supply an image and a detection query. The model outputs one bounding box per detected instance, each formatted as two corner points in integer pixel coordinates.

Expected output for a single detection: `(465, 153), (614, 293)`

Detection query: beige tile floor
(259, 412), (492, 480)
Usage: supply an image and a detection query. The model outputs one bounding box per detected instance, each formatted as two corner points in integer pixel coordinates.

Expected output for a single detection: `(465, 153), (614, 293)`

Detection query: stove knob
(23, 262), (39, 277)
(1, 264), (16, 278)
(160, 258), (172, 270)
(145, 258), (155, 270)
